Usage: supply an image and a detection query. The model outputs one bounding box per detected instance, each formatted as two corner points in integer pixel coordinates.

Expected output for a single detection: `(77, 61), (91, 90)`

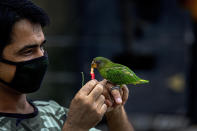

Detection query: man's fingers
(89, 84), (104, 100)
(99, 79), (108, 86)
(100, 104), (107, 115)
(105, 99), (113, 107)
(79, 80), (98, 96)
(96, 95), (105, 109)
(102, 81), (114, 107)
(111, 89), (122, 104)
(101, 80), (123, 105)
(106, 81), (115, 90)
(122, 85), (129, 105)
(119, 87), (123, 96)
(106, 107), (113, 112)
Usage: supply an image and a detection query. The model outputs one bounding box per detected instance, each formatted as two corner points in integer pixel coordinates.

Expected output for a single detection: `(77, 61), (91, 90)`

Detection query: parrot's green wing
(99, 64), (147, 85)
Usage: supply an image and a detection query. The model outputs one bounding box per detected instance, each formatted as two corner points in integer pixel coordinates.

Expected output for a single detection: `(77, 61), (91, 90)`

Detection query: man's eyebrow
(41, 39), (47, 46)
(17, 40), (46, 53)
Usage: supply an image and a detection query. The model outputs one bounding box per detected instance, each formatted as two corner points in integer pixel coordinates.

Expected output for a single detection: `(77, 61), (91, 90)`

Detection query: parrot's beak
(91, 61), (97, 68)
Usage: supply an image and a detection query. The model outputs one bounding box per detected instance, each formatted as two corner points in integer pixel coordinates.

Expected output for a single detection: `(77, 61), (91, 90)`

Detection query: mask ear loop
(0, 58), (18, 65)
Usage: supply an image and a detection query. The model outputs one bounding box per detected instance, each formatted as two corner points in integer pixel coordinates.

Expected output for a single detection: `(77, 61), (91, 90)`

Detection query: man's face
(0, 19), (46, 85)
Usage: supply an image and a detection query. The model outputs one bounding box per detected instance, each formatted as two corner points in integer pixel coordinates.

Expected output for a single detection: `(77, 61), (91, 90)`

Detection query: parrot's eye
(96, 60), (101, 64)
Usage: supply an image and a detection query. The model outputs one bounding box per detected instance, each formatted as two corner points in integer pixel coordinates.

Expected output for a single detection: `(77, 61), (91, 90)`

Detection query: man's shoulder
(33, 100), (67, 109)
(33, 100), (68, 119)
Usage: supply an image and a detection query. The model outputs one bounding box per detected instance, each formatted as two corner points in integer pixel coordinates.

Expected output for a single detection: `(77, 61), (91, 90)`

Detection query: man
(0, 0), (134, 131)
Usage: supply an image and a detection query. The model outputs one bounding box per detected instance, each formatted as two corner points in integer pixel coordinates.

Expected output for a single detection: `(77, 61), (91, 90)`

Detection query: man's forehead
(12, 19), (43, 37)
(11, 19), (44, 43)
(4, 19), (45, 54)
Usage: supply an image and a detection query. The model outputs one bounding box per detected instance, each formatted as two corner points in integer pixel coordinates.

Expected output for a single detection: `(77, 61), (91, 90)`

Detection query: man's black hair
(0, 0), (50, 56)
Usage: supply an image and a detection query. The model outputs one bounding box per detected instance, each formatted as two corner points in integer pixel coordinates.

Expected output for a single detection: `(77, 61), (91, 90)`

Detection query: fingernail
(116, 98), (122, 104)
(92, 79), (97, 84)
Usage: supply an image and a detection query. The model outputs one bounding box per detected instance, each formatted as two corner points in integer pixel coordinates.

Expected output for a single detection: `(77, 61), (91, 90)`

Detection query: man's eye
(23, 49), (33, 56)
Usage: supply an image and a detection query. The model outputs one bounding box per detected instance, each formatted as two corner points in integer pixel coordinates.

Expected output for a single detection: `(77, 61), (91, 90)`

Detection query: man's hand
(63, 80), (107, 131)
(100, 80), (129, 112)
(100, 79), (134, 131)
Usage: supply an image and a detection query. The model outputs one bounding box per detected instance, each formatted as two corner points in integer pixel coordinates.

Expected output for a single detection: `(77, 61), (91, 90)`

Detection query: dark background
(29, 0), (197, 130)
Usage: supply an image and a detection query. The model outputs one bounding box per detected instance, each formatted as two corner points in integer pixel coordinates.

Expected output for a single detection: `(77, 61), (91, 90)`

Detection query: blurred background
(29, 0), (197, 130)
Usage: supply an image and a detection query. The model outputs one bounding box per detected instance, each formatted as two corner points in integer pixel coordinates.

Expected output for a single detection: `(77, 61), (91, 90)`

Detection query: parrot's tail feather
(139, 79), (149, 84)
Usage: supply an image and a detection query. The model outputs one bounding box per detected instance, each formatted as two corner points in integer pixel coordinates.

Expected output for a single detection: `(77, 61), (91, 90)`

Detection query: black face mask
(0, 54), (48, 94)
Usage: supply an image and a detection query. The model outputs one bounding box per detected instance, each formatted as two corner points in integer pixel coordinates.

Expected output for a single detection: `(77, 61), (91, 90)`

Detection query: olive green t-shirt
(0, 100), (100, 131)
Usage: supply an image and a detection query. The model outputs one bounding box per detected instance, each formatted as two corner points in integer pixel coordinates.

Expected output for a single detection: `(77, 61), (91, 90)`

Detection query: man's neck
(0, 86), (34, 114)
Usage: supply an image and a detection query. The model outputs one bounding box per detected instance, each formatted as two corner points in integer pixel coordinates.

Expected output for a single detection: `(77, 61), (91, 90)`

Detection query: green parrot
(91, 56), (149, 86)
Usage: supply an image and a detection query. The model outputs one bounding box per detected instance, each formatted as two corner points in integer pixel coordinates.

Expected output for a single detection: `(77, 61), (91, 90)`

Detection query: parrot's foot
(111, 86), (121, 91)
